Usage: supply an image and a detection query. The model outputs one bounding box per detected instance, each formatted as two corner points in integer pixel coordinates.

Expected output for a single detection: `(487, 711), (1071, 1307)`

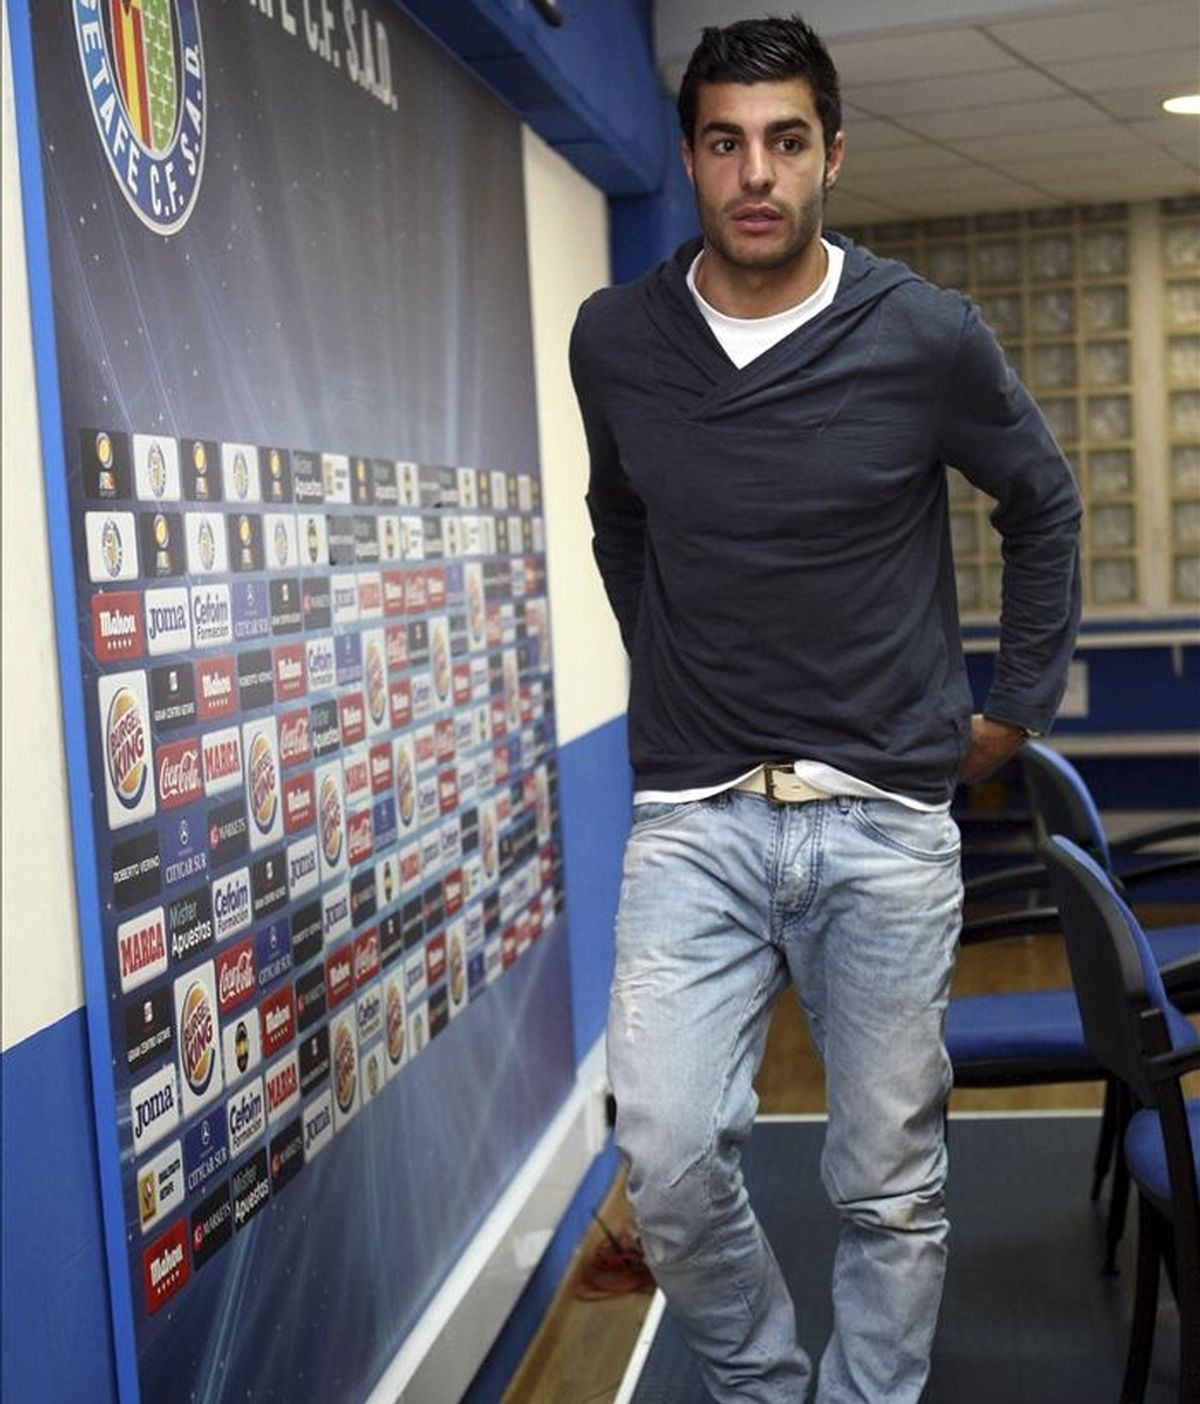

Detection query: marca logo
(303, 1089), (334, 1159)
(142, 1219), (189, 1315)
(117, 905), (168, 994)
(125, 985), (173, 1076)
(201, 727), (242, 796)
(305, 635), (335, 694)
(221, 1007), (261, 1085)
(260, 983), (295, 1059)
(273, 644), (306, 701)
(137, 1138), (183, 1236)
(157, 737), (202, 811)
(174, 962), (222, 1116)
(85, 511), (139, 582)
(190, 1179), (233, 1271)
(226, 1077), (265, 1158)
(283, 774), (316, 838)
(264, 1049), (300, 1126)
(341, 746), (370, 808)
(92, 591), (144, 662)
(131, 1062), (179, 1155)
(216, 936), (256, 1014)
(211, 866), (251, 943)
(358, 571), (382, 618)
(190, 584), (233, 649)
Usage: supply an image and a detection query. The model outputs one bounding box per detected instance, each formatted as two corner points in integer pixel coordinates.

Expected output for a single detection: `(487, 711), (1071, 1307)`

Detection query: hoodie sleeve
(935, 302), (1082, 735)
(569, 298), (646, 654)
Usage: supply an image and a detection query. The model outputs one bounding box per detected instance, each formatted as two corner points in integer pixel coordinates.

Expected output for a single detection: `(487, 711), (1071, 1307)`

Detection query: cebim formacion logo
(74, 0), (206, 234)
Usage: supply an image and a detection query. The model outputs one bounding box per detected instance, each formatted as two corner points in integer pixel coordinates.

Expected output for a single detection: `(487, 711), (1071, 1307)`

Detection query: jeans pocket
(850, 800), (961, 863)
(630, 800), (692, 834)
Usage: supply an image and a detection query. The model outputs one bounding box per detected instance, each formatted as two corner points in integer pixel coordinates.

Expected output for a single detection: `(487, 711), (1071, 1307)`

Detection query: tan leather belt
(734, 765), (828, 805)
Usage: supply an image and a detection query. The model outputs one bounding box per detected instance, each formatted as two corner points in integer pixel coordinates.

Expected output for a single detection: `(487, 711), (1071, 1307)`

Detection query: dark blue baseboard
(1, 1007), (117, 1403)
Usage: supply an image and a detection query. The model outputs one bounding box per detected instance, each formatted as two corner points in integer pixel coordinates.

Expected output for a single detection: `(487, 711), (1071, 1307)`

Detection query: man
(570, 14), (1081, 1404)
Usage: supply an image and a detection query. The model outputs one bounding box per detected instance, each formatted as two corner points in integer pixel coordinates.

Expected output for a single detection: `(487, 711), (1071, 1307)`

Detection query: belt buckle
(764, 763), (797, 806)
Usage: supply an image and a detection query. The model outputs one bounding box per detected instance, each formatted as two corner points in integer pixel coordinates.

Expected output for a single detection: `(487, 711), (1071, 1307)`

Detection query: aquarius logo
(74, 0), (206, 234)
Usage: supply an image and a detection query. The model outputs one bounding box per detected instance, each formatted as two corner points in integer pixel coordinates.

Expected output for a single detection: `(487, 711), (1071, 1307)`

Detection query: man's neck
(694, 237), (829, 320)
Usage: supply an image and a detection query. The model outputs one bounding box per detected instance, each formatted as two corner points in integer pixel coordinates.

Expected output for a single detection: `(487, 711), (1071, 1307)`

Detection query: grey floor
(625, 1115), (1180, 1404)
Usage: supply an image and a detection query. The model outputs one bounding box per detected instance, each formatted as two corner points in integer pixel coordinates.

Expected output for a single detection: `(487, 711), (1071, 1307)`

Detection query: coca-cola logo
(278, 710), (310, 767)
(217, 938), (257, 1013)
(157, 739), (202, 809)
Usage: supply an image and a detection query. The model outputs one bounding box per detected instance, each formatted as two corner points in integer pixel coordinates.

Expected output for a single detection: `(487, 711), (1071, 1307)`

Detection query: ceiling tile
(902, 95), (1104, 140)
(1128, 118), (1200, 164)
(847, 65), (1065, 118)
(828, 28), (1014, 86)
(842, 118), (927, 152)
(946, 123), (1146, 162)
(1095, 87), (1200, 121)
(1044, 48), (1200, 93)
(843, 144), (976, 177)
(987, 1), (1199, 64)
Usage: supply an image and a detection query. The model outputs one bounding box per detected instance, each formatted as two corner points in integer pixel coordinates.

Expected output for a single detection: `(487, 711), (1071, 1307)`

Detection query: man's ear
(680, 138), (696, 187)
(823, 130), (845, 190)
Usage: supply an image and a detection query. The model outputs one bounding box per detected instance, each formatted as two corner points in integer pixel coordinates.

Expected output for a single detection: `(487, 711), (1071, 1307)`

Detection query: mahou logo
(74, 0), (207, 234)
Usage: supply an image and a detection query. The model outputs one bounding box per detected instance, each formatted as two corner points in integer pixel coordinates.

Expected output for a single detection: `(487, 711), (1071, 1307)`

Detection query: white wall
(1, 14), (84, 1053)
(521, 127), (627, 750)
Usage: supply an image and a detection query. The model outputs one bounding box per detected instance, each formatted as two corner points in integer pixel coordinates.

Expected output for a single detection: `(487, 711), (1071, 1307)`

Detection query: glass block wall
(838, 196), (1200, 619)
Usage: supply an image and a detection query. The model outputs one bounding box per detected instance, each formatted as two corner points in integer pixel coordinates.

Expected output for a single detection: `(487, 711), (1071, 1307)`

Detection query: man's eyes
(707, 136), (806, 155)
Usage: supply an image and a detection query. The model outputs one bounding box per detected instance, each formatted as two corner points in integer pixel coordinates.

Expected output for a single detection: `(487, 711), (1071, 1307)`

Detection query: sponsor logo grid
(80, 444), (562, 1315)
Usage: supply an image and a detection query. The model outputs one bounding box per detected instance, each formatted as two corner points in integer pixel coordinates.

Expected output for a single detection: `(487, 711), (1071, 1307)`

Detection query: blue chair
(1041, 835), (1200, 1404)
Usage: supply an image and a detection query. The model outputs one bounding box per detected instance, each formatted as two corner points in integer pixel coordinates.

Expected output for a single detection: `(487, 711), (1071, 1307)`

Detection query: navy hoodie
(570, 235), (1082, 804)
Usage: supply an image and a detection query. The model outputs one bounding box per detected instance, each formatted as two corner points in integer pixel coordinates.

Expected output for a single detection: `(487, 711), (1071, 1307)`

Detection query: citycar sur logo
(74, 0), (206, 234)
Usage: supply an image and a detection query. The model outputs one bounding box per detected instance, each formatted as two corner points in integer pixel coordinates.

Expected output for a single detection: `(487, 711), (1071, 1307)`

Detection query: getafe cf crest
(74, 0), (206, 234)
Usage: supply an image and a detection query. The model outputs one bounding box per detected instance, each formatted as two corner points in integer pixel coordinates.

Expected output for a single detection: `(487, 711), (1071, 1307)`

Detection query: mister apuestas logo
(74, 0), (206, 234)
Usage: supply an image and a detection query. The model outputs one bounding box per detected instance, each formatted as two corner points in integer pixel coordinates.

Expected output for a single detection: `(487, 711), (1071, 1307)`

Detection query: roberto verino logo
(74, 0), (206, 234)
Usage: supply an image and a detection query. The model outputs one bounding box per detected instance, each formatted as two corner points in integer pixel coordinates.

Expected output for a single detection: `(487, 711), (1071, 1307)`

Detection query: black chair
(1041, 834), (1199, 1404)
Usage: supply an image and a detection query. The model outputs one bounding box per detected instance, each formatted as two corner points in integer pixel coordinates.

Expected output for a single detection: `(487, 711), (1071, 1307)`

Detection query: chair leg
(1093, 1078), (1119, 1201)
(1121, 1196), (1161, 1404)
(1103, 1084), (1134, 1276)
(1179, 1228), (1200, 1404)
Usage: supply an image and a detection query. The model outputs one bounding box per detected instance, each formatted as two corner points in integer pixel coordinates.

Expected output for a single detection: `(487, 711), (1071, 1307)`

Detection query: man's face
(682, 78), (844, 275)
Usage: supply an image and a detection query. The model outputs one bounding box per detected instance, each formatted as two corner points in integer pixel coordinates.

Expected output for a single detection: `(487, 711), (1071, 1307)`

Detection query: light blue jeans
(608, 789), (963, 1403)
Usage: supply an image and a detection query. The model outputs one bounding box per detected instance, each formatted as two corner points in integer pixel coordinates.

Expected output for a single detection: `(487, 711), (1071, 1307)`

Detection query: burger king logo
(334, 1020), (356, 1114)
(106, 686), (149, 810)
(395, 745), (415, 829)
(449, 931), (466, 1007)
(365, 639), (386, 726)
(320, 774), (344, 867)
(386, 982), (405, 1065)
(180, 980), (216, 1097)
(248, 732), (278, 836)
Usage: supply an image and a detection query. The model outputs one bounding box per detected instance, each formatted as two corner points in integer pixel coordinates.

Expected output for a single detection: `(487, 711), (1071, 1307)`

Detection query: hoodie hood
(640, 234), (922, 423)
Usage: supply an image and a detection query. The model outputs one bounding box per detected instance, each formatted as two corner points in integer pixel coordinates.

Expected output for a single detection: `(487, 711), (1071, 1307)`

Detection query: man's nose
(741, 143), (773, 190)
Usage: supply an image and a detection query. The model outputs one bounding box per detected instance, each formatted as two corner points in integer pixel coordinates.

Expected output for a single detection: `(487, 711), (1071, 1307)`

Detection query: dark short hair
(677, 14), (842, 150)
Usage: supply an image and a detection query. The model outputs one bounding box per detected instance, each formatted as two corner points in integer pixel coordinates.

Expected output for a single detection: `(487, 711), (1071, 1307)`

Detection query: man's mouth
(730, 205), (783, 232)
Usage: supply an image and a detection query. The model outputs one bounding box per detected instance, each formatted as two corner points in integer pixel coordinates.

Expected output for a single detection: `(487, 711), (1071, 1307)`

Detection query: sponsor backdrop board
(19, 1), (573, 1399)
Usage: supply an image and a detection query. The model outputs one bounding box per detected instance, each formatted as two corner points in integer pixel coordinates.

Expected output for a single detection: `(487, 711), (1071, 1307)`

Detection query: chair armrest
(963, 862), (1051, 901)
(960, 907), (1060, 945)
(1145, 1040), (1200, 1083)
(1160, 955), (1200, 997)
(1109, 818), (1200, 856)
(1118, 854), (1200, 891)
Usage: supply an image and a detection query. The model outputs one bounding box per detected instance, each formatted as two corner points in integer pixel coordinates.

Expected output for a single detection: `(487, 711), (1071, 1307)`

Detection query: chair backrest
(1040, 835), (1180, 1108)
(1021, 742), (1112, 872)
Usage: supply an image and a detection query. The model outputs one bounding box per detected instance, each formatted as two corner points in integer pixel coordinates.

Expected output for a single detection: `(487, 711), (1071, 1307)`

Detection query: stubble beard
(698, 184), (826, 275)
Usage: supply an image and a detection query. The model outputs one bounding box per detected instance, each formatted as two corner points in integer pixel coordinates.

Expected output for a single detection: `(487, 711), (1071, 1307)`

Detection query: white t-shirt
(635, 240), (948, 814)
